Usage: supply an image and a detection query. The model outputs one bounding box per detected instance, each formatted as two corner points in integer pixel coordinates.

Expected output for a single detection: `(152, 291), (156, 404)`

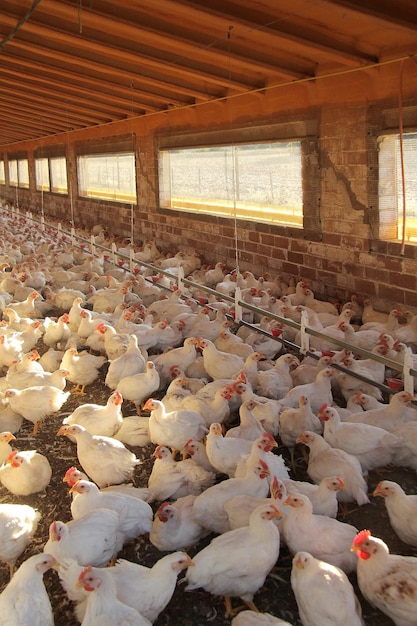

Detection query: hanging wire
(130, 79), (135, 246)
(398, 59), (407, 256)
(226, 26), (241, 278)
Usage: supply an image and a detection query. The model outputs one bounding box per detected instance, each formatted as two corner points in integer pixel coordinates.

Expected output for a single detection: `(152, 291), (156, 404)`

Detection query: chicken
(373, 480), (417, 547)
(224, 475), (286, 532)
(4, 386), (70, 435)
(63, 465), (150, 501)
(198, 337), (246, 380)
(226, 398), (265, 441)
(345, 390), (415, 430)
(116, 361), (160, 413)
(234, 433), (290, 482)
(205, 422), (253, 476)
(185, 504), (281, 617)
(43, 510), (123, 567)
(60, 347), (106, 395)
(389, 421), (417, 470)
(113, 414), (151, 447)
(150, 336), (199, 389)
(214, 327), (254, 359)
(150, 496), (210, 551)
(62, 390), (123, 437)
(351, 529), (417, 626)
(43, 313), (71, 348)
(296, 431), (369, 506)
(180, 384), (233, 427)
(0, 431), (15, 465)
(148, 445), (215, 502)
(231, 611), (292, 626)
(144, 398), (207, 452)
(278, 395), (323, 469)
(57, 423), (141, 487)
(282, 493), (358, 573)
(0, 449), (52, 495)
(192, 459), (271, 534)
(278, 367), (335, 413)
(291, 551), (365, 626)
(6, 290), (39, 319)
(0, 503), (41, 578)
(290, 354), (334, 386)
(105, 333), (147, 390)
(318, 403), (401, 473)
(0, 553), (56, 626)
(254, 354), (299, 400)
(6, 366), (69, 392)
(182, 437), (218, 473)
(76, 565), (151, 626)
(283, 476), (345, 518)
(78, 552), (193, 624)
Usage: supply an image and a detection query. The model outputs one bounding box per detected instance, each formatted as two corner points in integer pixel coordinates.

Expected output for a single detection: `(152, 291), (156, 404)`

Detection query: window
(35, 158), (50, 191)
(35, 155), (68, 194)
(0, 161), (5, 185)
(8, 158), (29, 188)
(159, 142), (303, 227)
(378, 132), (417, 242)
(8, 160), (18, 187)
(17, 159), (29, 188)
(50, 157), (68, 194)
(77, 153), (137, 203)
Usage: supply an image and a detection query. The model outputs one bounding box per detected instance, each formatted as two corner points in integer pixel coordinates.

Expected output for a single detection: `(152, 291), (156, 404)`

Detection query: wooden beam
(0, 11), (252, 93)
(7, 39), (204, 105)
(324, 0), (417, 31)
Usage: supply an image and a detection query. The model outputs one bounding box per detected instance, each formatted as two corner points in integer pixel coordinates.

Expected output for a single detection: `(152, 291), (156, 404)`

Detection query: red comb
(353, 529), (371, 546)
(318, 403), (328, 413)
(259, 459), (269, 470)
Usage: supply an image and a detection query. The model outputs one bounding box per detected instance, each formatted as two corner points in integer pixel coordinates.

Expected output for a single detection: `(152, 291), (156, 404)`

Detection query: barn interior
(0, 2), (417, 625)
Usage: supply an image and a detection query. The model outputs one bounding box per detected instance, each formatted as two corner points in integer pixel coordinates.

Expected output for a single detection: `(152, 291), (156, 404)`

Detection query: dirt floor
(0, 350), (416, 626)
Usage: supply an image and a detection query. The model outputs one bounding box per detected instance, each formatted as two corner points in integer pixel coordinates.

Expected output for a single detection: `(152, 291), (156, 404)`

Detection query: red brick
(354, 279), (377, 297)
(404, 291), (417, 309)
(323, 233), (341, 246)
(378, 284), (406, 305)
(288, 251), (304, 265)
(364, 267), (390, 283)
(390, 272), (417, 291)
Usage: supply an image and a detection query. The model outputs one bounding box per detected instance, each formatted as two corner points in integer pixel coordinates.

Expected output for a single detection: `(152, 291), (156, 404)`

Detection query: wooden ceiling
(0, 0), (416, 146)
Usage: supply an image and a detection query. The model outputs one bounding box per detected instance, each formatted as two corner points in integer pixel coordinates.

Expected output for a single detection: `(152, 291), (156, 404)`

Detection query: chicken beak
(295, 554), (305, 570)
(57, 425), (68, 436)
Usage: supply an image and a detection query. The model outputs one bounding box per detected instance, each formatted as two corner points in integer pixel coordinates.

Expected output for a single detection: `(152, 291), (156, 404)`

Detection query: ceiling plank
(0, 12), (253, 93)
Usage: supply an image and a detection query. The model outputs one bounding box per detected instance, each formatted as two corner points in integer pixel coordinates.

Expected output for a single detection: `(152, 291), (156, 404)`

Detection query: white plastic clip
(129, 248), (135, 272)
(300, 309), (310, 355)
(403, 347), (415, 396)
(111, 242), (117, 264)
(234, 287), (243, 323)
(90, 234), (95, 256)
(177, 265), (184, 293)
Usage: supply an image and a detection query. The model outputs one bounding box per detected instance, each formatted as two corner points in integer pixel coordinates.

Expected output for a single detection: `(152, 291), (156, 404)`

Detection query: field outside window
(159, 142), (303, 227)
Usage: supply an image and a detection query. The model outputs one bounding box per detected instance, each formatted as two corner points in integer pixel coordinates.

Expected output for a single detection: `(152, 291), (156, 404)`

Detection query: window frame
(77, 151), (137, 204)
(0, 160), (5, 185)
(156, 119), (321, 238)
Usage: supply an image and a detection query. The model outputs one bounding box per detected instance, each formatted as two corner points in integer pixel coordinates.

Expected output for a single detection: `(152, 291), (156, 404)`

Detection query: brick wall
(1, 61), (417, 313)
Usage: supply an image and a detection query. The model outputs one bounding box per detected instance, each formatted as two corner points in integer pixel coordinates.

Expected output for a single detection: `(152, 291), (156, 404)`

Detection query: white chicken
(255, 353), (299, 400)
(180, 384), (233, 427)
(143, 398), (207, 452)
(69, 479), (153, 544)
(0, 449), (52, 495)
(281, 493), (358, 573)
(226, 398), (265, 441)
(278, 394), (323, 469)
(283, 476), (345, 518)
(0, 553), (56, 626)
(76, 565), (151, 626)
(62, 390), (123, 437)
(4, 386), (70, 435)
(296, 431), (369, 506)
(150, 496), (210, 551)
(185, 503), (281, 617)
(231, 611), (292, 626)
(192, 459), (271, 534)
(351, 529), (417, 626)
(205, 422), (253, 476)
(373, 480), (417, 547)
(77, 552), (193, 624)
(116, 362), (160, 413)
(318, 403), (401, 473)
(344, 390), (415, 430)
(278, 366), (335, 413)
(57, 423), (141, 487)
(0, 503), (41, 578)
(290, 551), (365, 626)
(148, 445), (215, 502)
(104, 333), (147, 390)
(0, 431), (15, 464)
(43, 510), (123, 567)
(60, 347), (106, 395)
(198, 337), (246, 380)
